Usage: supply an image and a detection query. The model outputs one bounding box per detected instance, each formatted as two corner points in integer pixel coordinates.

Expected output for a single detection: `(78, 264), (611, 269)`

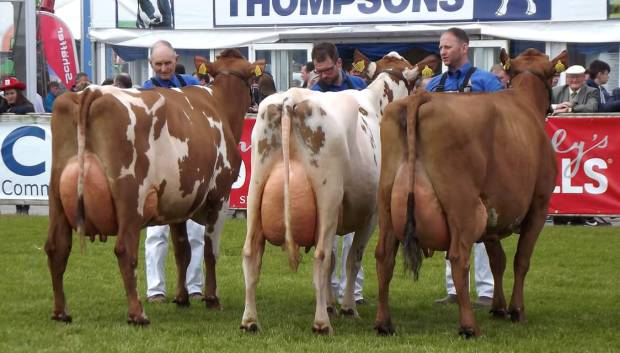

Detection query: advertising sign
(37, 11), (79, 90)
(116, 0), (175, 29)
(229, 118), (256, 209)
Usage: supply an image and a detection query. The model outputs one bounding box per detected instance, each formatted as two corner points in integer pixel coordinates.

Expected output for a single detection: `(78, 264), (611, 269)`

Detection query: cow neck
(376, 69), (413, 92)
(510, 71), (552, 116)
(366, 70), (409, 109)
(211, 70), (251, 141)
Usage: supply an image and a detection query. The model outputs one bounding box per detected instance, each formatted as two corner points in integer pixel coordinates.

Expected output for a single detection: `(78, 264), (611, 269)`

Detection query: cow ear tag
(503, 59), (511, 71)
(352, 60), (365, 73)
(254, 65), (262, 77)
(198, 63), (208, 75)
(421, 65), (434, 78)
(554, 60), (566, 73)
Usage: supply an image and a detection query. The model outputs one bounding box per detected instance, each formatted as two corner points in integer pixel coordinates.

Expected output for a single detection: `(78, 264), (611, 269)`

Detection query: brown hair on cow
(218, 48), (246, 60)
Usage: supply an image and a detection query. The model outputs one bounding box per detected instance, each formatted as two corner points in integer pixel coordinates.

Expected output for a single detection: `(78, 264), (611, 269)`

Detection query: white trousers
(445, 242), (494, 298)
(145, 220), (205, 297)
(330, 232), (364, 302)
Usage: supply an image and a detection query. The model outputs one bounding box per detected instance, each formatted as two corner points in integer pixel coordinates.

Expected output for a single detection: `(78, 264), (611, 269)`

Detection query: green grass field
(0, 215), (618, 352)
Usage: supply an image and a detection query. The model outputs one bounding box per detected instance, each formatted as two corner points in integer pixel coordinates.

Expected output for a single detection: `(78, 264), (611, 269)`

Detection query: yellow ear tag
(503, 59), (511, 71)
(352, 60), (365, 73)
(254, 65), (262, 77)
(198, 63), (207, 75)
(554, 60), (566, 73)
(421, 65), (434, 78)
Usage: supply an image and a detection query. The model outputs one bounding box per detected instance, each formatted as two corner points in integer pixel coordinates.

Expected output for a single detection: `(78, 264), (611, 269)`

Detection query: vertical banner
(546, 116), (620, 215)
(229, 117), (256, 209)
(37, 11), (79, 90)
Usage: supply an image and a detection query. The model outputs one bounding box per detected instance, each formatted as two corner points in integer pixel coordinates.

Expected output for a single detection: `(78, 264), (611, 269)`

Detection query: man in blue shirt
(311, 42), (367, 92)
(44, 81), (62, 113)
(429, 28), (500, 308)
(310, 42), (367, 305)
(142, 40), (199, 89)
(142, 40), (203, 304)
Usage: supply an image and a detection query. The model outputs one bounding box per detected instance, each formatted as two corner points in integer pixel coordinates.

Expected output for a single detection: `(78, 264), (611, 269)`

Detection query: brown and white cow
(45, 49), (264, 325)
(374, 48), (567, 337)
(240, 52), (440, 334)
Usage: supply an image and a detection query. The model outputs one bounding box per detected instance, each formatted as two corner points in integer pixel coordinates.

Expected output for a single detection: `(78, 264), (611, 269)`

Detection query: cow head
(500, 48), (568, 87)
(353, 50), (419, 83)
(194, 50), (266, 86)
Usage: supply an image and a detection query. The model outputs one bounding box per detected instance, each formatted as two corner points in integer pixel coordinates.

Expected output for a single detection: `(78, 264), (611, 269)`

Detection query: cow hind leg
(374, 210), (400, 336)
(115, 224), (148, 325)
(204, 204), (228, 310)
(509, 203), (546, 323)
(240, 224), (266, 332)
(312, 230), (336, 335)
(484, 239), (509, 319)
(169, 222), (191, 307)
(45, 211), (73, 323)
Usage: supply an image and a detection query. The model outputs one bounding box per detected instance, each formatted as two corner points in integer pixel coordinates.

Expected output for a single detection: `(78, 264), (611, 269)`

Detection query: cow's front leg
(203, 204), (228, 310)
(312, 232), (335, 335)
(448, 242), (479, 338)
(115, 224), (148, 325)
(484, 239), (508, 319)
(170, 222), (191, 307)
(45, 209), (73, 323)
(341, 217), (374, 317)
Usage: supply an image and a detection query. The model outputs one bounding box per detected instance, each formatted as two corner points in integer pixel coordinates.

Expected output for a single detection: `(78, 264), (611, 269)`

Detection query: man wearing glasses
(310, 42), (367, 306)
(311, 42), (367, 92)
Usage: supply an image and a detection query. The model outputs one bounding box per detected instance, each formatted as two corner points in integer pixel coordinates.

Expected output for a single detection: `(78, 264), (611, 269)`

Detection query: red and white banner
(546, 116), (620, 215)
(37, 11), (79, 90)
(229, 118), (256, 209)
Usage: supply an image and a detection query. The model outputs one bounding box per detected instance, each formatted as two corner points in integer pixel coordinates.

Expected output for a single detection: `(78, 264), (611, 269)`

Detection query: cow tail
(282, 104), (301, 271)
(76, 87), (101, 240)
(402, 92), (430, 281)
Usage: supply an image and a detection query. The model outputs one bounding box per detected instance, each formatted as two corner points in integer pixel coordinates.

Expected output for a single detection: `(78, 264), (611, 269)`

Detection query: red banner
(546, 116), (620, 216)
(37, 11), (79, 90)
(229, 118), (256, 209)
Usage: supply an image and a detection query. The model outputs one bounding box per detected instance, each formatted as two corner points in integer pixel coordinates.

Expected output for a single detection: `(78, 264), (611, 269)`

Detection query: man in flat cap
(551, 65), (599, 114)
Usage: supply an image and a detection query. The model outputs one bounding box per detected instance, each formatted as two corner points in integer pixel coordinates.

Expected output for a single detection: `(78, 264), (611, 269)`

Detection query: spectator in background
(113, 73), (133, 88)
(44, 81), (62, 112)
(490, 64), (510, 88)
(587, 60), (620, 112)
(71, 72), (90, 91)
(197, 74), (210, 86)
(101, 78), (114, 85)
(551, 65), (599, 114)
(300, 61), (314, 88)
(0, 77), (34, 114)
(175, 63), (186, 75)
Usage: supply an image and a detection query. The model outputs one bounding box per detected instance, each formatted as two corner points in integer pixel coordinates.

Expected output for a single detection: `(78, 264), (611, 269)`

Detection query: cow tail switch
(281, 101), (301, 271)
(403, 92), (431, 281)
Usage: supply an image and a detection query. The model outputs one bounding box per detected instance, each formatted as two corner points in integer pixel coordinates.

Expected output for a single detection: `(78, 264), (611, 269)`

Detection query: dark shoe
(473, 296), (493, 308)
(434, 294), (457, 305)
(147, 294), (167, 303)
(189, 292), (204, 300)
(355, 298), (367, 306)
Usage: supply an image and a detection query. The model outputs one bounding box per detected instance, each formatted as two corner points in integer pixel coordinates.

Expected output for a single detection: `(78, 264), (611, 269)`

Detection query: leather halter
(215, 70), (251, 89)
(376, 68), (413, 92)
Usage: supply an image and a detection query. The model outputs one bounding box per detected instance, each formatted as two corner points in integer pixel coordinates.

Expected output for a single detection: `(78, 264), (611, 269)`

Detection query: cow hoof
(312, 324), (333, 335)
(127, 314), (150, 326)
(327, 306), (338, 318)
(458, 327), (478, 339)
(204, 296), (221, 310)
(51, 312), (72, 323)
(240, 322), (260, 333)
(374, 321), (395, 336)
(172, 298), (190, 307)
(490, 308), (509, 320)
(339, 308), (358, 318)
(509, 308), (527, 323)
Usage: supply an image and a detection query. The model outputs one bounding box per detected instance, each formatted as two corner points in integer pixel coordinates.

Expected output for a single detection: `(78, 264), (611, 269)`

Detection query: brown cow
(45, 49), (264, 325)
(375, 48), (567, 337)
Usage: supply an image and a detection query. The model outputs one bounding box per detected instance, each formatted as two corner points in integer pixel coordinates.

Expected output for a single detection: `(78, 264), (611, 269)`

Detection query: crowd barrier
(2, 113), (619, 216)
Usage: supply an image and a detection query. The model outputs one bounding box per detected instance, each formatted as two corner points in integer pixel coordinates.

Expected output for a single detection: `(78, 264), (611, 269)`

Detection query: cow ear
(194, 56), (213, 76)
(499, 48), (511, 71)
(250, 59), (266, 77)
(353, 49), (373, 79)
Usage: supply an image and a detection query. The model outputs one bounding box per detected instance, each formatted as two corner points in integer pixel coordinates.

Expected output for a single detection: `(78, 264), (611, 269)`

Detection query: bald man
(142, 40), (199, 88)
(142, 40), (203, 303)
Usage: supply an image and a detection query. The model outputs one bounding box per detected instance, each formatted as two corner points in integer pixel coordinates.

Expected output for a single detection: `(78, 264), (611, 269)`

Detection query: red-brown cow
(375, 48), (567, 337)
(45, 49), (264, 325)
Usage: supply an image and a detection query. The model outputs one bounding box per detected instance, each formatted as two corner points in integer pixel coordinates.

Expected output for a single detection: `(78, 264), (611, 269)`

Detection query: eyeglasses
(314, 64), (337, 76)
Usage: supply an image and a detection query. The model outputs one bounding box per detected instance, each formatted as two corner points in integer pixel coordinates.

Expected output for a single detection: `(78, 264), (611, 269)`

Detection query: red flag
(37, 11), (79, 90)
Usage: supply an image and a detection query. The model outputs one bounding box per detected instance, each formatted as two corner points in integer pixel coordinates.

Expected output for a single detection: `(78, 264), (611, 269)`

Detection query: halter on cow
(45, 49), (265, 325)
(240, 51), (440, 334)
(374, 48), (567, 337)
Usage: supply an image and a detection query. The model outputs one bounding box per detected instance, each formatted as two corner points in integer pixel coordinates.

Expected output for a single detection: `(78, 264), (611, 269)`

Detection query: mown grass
(0, 215), (619, 352)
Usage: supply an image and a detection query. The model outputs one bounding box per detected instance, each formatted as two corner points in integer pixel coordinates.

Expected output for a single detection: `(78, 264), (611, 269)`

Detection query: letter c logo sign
(1, 126), (46, 176)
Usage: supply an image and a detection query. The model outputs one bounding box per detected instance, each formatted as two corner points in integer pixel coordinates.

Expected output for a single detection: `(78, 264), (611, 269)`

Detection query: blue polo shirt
(311, 70), (367, 92)
(142, 74), (200, 88)
(426, 62), (503, 93)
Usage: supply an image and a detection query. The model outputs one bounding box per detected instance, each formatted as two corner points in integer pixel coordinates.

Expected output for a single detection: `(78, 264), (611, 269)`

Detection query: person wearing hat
(0, 77), (35, 115)
(551, 65), (599, 114)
